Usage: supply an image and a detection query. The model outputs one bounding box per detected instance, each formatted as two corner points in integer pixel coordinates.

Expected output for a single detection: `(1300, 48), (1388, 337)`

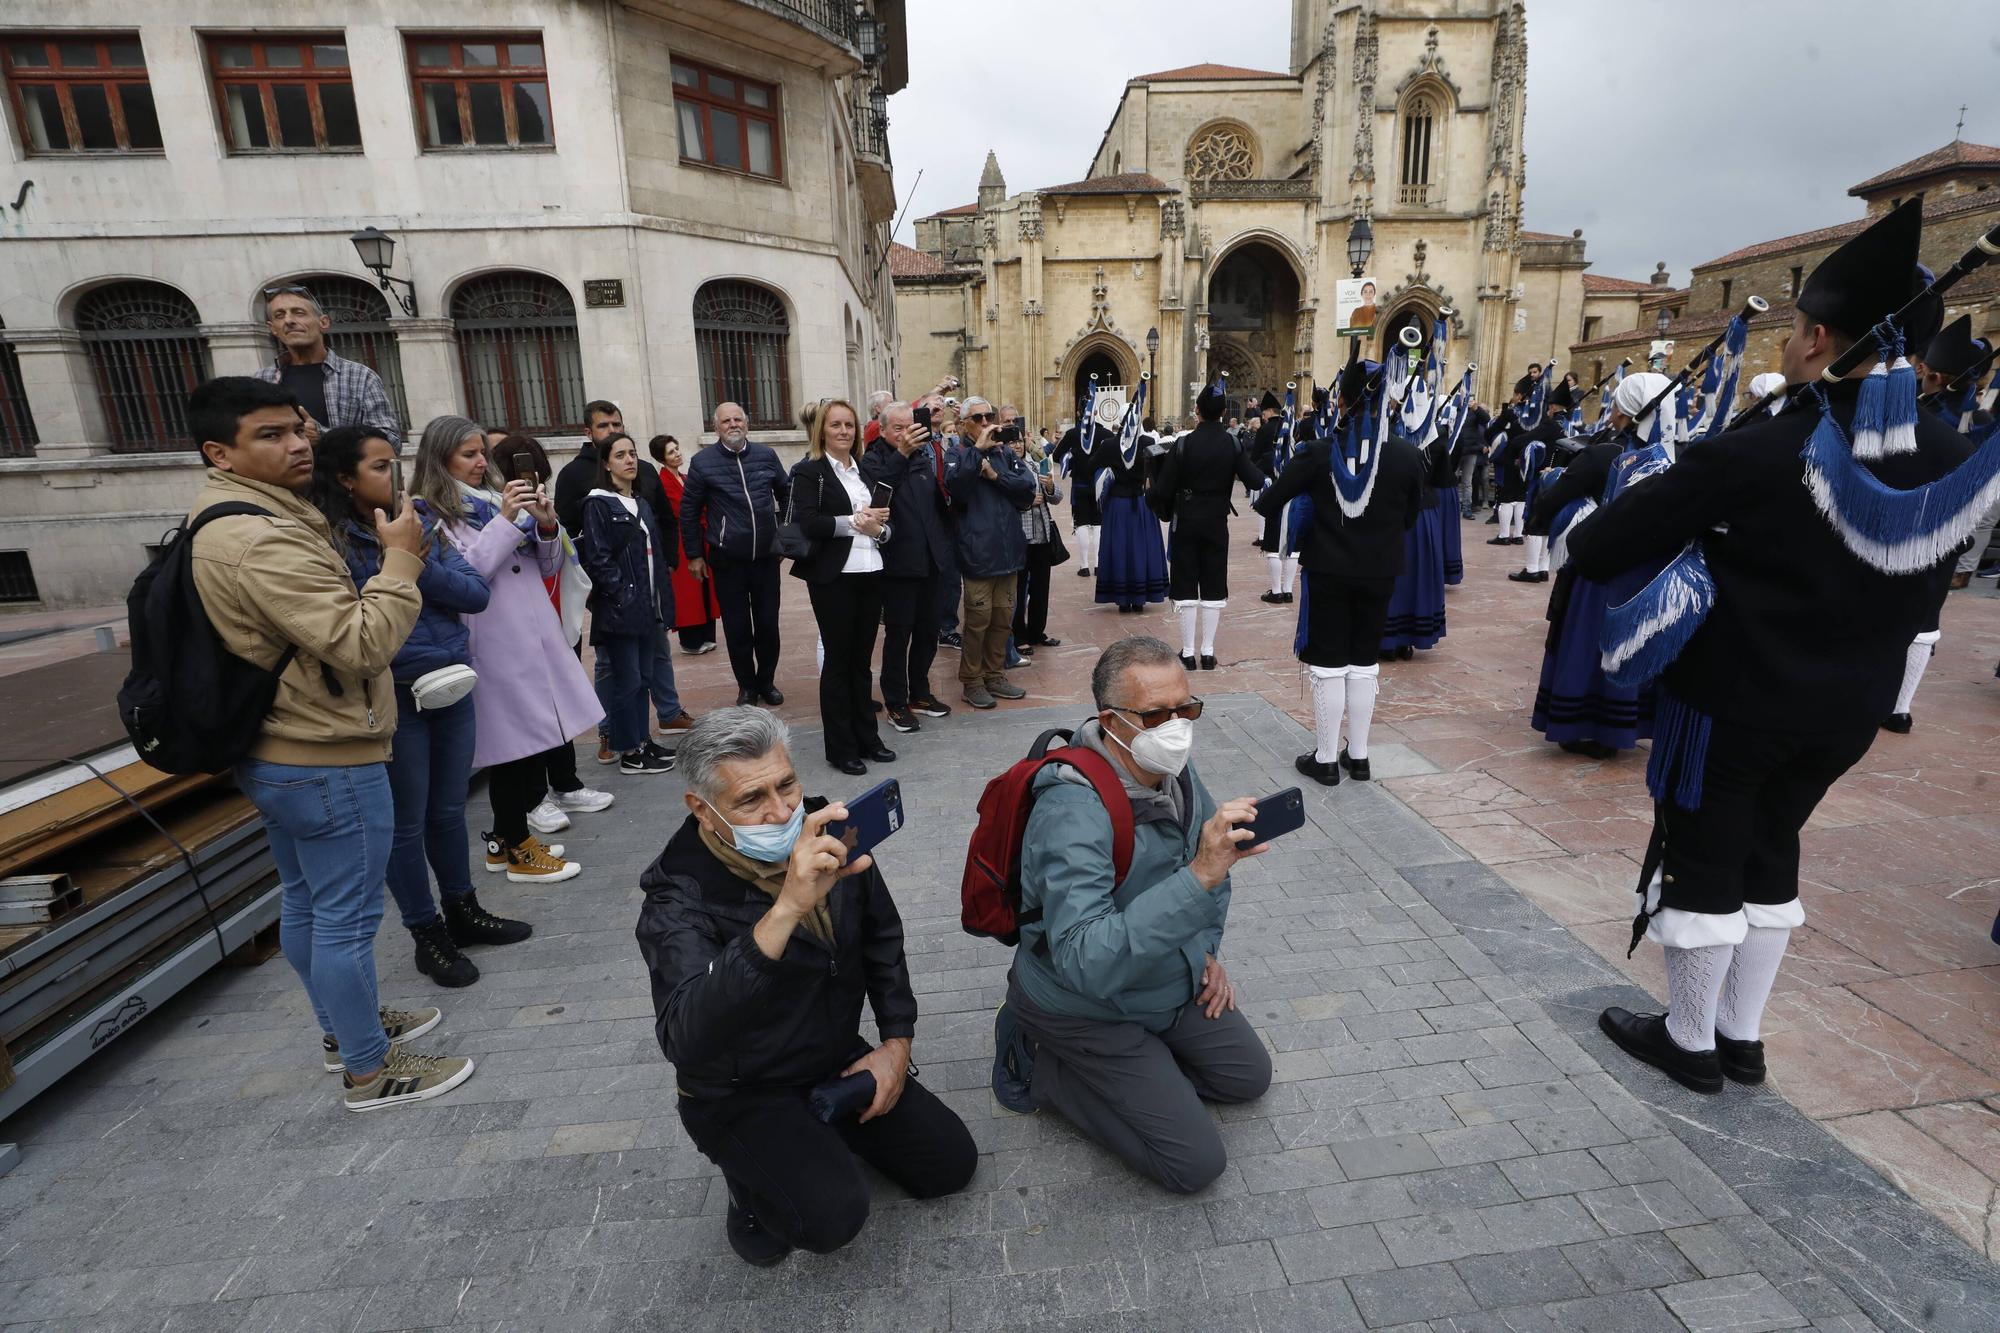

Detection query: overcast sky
(888, 0), (2000, 283)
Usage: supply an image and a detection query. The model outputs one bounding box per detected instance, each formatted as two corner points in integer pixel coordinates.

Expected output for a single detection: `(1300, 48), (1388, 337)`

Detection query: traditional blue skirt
(1436, 486), (1463, 584)
(1531, 501), (1656, 748)
(1094, 492), (1167, 607)
(1381, 501), (1447, 651)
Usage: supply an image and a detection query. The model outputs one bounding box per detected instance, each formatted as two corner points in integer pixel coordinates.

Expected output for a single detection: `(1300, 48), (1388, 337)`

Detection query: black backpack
(118, 502), (299, 775)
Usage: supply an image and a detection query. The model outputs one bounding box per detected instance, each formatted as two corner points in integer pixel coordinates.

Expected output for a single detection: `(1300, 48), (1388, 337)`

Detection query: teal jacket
(1012, 749), (1230, 1032)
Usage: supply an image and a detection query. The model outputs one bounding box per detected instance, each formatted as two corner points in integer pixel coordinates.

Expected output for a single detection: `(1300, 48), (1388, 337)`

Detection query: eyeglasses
(1109, 697), (1204, 730)
(263, 285), (314, 300)
(964, 411), (995, 422)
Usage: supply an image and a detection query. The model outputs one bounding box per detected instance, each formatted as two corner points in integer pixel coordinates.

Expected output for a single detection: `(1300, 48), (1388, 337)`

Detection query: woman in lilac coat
(411, 416), (602, 884)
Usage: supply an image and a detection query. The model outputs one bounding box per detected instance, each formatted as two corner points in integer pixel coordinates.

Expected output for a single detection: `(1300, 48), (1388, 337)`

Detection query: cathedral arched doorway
(1072, 348), (1124, 414)
(1378, 302), (1435, 363)
(1206, 241), (1300, 413)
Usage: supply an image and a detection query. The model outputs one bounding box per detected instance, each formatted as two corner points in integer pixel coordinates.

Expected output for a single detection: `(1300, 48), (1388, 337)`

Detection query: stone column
(202, 322), (274, 377)
(390, 318), (463, 431)
(7, 329), (108, 463)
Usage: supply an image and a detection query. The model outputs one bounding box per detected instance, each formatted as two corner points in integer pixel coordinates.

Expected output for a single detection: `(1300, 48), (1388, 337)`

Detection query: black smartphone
(513, 457), (539, 487)
(388, 455), (404, 510)
(1241, 787), (1305, 848)
(913, 404), (933, 430)
(870, 481), (893, 509)
(1012, 415), (1027, 434)
(824, 778), (903, 861)
(993, 424), (1021, 445)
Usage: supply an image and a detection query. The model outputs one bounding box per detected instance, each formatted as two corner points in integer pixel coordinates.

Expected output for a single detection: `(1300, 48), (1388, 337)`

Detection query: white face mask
(1110, 715), (1195, 777)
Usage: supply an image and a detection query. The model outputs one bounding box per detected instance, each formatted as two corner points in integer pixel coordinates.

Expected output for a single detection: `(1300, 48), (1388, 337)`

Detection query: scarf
(697, 823), (835, 945)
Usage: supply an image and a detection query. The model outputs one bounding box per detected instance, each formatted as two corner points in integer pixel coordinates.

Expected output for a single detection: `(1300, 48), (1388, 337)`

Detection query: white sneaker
(526, 798), (571, 834)
(555, 786), (615, 814)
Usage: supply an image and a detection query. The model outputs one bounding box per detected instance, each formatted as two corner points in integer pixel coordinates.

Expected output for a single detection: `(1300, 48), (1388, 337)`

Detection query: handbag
(1044, 513), (1071, 567)
(773, 469), (822, 562)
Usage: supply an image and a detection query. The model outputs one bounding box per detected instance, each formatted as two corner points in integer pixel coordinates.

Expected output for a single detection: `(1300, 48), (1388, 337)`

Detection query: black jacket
(579, 491), (672, 642)
(635, 806), (917, 1101)
(1453, 408), (1492, 467)
(786, 454), (880, 585)
(1151, 420), (1266, 527)
(1568, 379), (1972, 731)
(861, 441), (953, 579)
(1090, 433), (1152, 500)
(1255, 435), (1426, 580)
(1249, 416), (1282, 478)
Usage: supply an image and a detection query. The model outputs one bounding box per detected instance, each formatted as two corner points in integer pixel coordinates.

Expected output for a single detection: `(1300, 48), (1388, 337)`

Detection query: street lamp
(350, 226), (418, 317)
(855, 3), (882, 64)
(1146, 325), (1159, 379)
(1346, 215), (1374, 278)
(1656, 307), (1672, 339)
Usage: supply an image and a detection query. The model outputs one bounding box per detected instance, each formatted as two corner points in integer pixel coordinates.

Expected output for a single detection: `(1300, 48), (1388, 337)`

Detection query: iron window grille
(450, 273), (584, 433)
(0, 319), (38, 457)
(693, 281), (792, 430)
(77, 282), (213, 453)
(274, 276), (411, 428)
(0, 551), (40, 604)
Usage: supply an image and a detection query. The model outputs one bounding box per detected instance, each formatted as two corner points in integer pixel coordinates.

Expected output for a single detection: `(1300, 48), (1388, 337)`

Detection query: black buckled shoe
(1715, 1033), (1767, 1084)
(1338, 748), (1371, 782)
(1200, 654), (1217, 671)
(1295, 752), (1341, 787)
(725, 1181), (792, 1268)
(1597, 1007), (1724, 1094)
(444, 891), (533, 947)
(1180, 654), (1198, 671)
(1880, 713), (1913, 734)
(411, 919), (479, 988)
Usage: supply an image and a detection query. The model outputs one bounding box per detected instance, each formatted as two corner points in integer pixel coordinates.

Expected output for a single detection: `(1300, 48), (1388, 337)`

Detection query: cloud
(888, 0), (2000, 287)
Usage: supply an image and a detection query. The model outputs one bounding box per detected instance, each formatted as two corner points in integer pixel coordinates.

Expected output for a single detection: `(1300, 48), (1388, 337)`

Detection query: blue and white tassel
(1599, 541), (1716, 689)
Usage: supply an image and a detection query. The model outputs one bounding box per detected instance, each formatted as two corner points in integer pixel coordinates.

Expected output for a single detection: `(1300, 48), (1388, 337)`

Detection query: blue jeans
(596, 634), (652, 753)
(384, 690), (476, 930)
(235, 759), (393, 1075)
(597, 623), (680, 738)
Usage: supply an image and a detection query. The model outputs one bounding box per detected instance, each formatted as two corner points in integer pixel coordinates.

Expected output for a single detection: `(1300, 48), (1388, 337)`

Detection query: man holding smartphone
(945, 397), (1035, 709)
(863, 401), (955, 733)
(992, 637), (1272, 1192)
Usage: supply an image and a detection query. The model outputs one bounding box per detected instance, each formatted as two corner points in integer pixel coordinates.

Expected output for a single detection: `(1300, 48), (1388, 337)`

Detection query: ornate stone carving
(1413, 238), (1428, 272)
(1022, 300), (1043, 318)
(986, 306), (999, 323)
(1085, 265), (1114, 332)
(1186, 123), (1257, 182)
(1159, 197), (1186, 239)
(1350, 12), (1378, 184)
(1375, 278), (1468, 338)
(980, 215), (998, 247)
(1391, 23), (1462, 101)
(1188, 178), (1316, 202)
(1487, 4), (1524, 176)
(1018, 195), (1043, 241)
(1309, 16), (1337, 178)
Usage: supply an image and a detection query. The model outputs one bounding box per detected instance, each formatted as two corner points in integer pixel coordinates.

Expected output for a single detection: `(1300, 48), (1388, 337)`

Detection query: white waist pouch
(409, 664), (477, 711)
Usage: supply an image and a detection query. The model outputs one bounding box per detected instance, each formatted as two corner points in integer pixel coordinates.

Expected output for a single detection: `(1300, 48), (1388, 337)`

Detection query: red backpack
(961, 727), (1134, 946)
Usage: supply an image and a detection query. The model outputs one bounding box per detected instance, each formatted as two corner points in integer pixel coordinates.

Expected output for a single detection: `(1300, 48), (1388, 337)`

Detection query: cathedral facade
(894, 0), (1611, 423)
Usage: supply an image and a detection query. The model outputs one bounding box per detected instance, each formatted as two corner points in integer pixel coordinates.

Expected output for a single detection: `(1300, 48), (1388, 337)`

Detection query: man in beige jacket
(188, 376), (473, 1111)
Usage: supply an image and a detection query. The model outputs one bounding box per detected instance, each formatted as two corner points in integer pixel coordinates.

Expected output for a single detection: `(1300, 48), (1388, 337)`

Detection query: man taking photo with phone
(945, 396), (1035, 709)
(991, 637), (1272, 1192)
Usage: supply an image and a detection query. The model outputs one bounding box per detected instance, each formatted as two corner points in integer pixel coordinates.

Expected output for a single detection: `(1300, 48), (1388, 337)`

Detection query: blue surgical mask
(705, 797), (805, 864)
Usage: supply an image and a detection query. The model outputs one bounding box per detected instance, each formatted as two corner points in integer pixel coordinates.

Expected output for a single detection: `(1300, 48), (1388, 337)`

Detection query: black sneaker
(642, 739), (677, 764)
(887, 706), (921, 734)
(444, 891), (532, 947)
(411, 919), (479, 988)
(620, 748), (674, 775)
(725, 1181), (792, 1267)
(1716, 1033), (1767, 1084)
(1597, 1007), (1724, 1094)
(910, 696), (952, 718)
(939, 630), (963, 648)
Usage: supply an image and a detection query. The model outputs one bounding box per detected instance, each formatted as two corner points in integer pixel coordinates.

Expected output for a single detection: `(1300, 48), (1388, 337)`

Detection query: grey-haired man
(254, 286), (400, 443)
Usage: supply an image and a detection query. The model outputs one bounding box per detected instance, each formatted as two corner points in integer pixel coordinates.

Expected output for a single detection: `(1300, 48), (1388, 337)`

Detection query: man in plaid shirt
(256, 286), (402, 444)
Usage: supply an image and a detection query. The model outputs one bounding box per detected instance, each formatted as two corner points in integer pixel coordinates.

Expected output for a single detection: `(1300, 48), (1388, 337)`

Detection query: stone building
(0, 0), (906, 608)
(892, 0), (1628, 428)
(1570, 141), (2000, 393)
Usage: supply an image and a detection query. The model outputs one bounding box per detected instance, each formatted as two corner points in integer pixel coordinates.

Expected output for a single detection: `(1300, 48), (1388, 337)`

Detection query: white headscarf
(1612, 371), (1674, 436)
(1748, 372), (1788, 408)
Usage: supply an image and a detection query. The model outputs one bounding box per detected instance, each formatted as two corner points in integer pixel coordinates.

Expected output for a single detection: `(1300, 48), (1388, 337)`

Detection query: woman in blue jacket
(580, 434), (676, 776)
(310, 426), (533, 990)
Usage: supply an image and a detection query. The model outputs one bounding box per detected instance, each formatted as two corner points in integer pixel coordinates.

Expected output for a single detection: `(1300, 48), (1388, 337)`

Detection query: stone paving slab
(4, 693), (1996, 1329)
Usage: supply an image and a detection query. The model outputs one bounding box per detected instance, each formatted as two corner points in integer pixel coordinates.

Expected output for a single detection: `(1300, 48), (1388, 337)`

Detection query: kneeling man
(637, 707), (976, 1265)
(994, 637), (1272, 1192)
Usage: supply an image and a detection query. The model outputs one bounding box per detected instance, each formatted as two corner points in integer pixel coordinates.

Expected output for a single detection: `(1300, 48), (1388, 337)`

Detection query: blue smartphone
(1242, 787), (1304, 848)
(824, 778), (903, 861)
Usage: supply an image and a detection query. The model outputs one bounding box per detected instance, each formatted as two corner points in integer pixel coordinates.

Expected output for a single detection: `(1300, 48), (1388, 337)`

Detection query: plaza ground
(1, 507), (1995, 1330)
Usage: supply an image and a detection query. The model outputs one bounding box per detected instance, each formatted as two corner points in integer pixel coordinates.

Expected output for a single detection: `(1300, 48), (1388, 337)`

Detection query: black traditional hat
(1337, 361), (1372, 409)
(1548, 381), (1576, 412)
(1922, 314), (1982, 379)
(1512, 374), (1534, 398)
(1258, 389), (1282, 412)
(1797, 196), (1936, 346)
(1195, 380), (1228, 419)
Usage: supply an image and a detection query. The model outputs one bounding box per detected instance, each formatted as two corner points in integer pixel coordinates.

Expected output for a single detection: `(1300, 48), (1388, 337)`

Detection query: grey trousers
(1956, 503), (1999, 576)
(1007, 977), (1273, 1194)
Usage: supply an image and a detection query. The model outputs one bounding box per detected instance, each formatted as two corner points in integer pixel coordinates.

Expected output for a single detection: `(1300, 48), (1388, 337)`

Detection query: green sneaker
(320, 1006), (442, 1072)
(342, 1047), (475, 1113)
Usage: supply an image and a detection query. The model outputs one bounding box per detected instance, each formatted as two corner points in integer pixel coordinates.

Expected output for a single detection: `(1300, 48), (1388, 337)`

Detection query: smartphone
(913, 404), (933, 430)
(824, 778), (903, 861)
(870, 481), (893, 510)
(1012, 416), (1027, 435)
(513, 457), (539, 487)
(388, 455), (404, 510)
(993, 425), (1021, 445)
(1241, 787), (1305, 848)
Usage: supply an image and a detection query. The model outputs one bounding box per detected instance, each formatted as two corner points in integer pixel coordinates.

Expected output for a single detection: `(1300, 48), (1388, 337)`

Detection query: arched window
(279, 275), (410, 428)
(693, 280), (791, 430)
(1398, 91), (1441, 206)
(76, 282), (213, 453)
(0, 317), (36, 457)
(450, 272), (584, 433)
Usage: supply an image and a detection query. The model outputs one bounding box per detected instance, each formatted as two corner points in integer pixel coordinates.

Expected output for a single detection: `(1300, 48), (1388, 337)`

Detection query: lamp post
(1345, 215), (1374, 358)
(1145, 325), (1159, 406)
(350, 227), (418, 317)
(1651, 306), (1672, 370)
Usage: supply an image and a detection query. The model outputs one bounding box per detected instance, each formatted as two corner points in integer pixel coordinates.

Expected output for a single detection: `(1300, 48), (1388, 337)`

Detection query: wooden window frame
(403, 32), (553, 152)
(672, 56), (783, 183)
(1, 31), (162, 156)
(204, 33), (361, 154)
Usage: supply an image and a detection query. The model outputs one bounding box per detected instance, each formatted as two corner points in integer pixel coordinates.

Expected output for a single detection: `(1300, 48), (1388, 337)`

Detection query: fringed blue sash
(1599, 541), (1715, 689)
(1646, 690), (1713, 810)
(1800, 384), (2000, 574)
(1326, 408), (1382, 518)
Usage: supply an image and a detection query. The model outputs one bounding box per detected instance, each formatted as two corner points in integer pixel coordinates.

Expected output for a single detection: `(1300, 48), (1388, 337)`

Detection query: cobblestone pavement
(3, 509), (1997, 1330)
